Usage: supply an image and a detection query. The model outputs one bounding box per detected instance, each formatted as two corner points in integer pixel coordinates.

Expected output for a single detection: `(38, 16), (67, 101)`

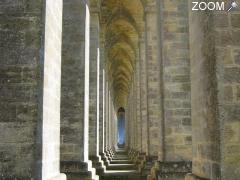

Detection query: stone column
(89, 9), (100, 159)
(145, 2), (164, 160)
(0, 0), (65, 179)
(132, 66), (140, 152)
(112, 105), (117, 149)
(42, 1), (66, 179)
(99, 39), (105, 155)
(60, 1), (98, 179)
(139, 33), (149, 155)
(131, 89), (135, 150)
(213, 9), (240, 180)
(186, 2), (240, 180)
(102, 77), (111, 164)
(159, 0), (192, 162)
(130, 85), (136, 150)
(127, 90), (132, 149)
(88, 8), (106, 175)
(136, 45), (142, 152)
(108, 93), (113, 149)
(125, 103), (129, 149)
(107, 91), (111, 150)
(104, 81), (109, 151)
(186, 9), (220, 180)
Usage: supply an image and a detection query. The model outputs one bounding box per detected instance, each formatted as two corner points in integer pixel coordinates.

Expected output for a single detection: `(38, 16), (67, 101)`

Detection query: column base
(90, 155), (106, 175)
(148, 161), (192, 180)
(1, 173), (67, 180)
(185, 173), (210, 180)
(101, 152), (111, 166)
(48, 173), (66, 180)
(60, 161), (99, 180)
(141, 156), (158, 177)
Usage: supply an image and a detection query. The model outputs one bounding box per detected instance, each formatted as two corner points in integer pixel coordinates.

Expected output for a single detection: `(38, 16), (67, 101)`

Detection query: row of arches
(0, 0), (240, 180)
(102, 0), (144, 109)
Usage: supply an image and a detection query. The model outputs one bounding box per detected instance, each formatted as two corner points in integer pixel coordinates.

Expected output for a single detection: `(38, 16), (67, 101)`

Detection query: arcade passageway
(0, 0), (240, 180)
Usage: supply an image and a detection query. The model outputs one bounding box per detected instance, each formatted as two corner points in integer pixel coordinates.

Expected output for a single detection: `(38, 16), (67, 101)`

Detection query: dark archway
(117, 107), (125, 148)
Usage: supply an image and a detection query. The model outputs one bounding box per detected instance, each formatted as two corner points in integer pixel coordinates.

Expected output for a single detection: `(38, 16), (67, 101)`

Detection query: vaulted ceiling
(101, 0), (144, 109)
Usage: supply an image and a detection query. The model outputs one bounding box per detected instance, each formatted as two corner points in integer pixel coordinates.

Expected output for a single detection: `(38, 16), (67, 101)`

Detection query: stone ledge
(185, 173), (210, 180)
(157, 161), (192, 173)
(0, 173), (66, 180)
(60, 161), (89, 173)
(90, 155), (106, 175)
(60, 161), (99, 180)
(148, 161), (192, 180)
(0, 176), (32, 180)
(48, 173), (66, 180)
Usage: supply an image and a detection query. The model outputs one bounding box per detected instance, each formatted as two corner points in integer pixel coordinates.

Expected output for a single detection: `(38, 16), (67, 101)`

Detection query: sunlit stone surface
(0, 0), (239, 180)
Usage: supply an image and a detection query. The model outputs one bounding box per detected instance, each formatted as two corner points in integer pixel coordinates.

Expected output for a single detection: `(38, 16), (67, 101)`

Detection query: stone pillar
(104, 81), (109, 151)
(145, 2), (164, 160)
(187, 9), (220, 179)
(213, 9), (240, 180)
(99, 39), (105, 155)
(89, 10), (100, 158)
(102, 76), (111, 165)
(0, 0), (65, 179)
(108, 93), (113, 149)
(159, 0), (192, 162)
(136, 43), (142, 152)
(127, 91), (132, 149)
(139, 33), (149, 155)
(130, 87), (135, 150)
(125, 103), (129, 150)
(187, 2), (223, 180)
(187, 2), (240, 180)
(132, 79), (137, 149)
(60, 1), (98, 179)
(88, 8), (106, 175)
(108, 91), (111, 149)
(132, 58), (141, 153)
(112, 105), (117, 149)
(42, 1), (66, 179)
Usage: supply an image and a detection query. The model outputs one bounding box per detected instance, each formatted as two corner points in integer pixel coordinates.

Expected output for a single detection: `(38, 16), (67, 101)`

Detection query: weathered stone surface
(60, 0), (88, 162)
(161, 0), (192, 162)
(0, 0), (66, 179)
(0, 0), (40, 178)
(188, 5), (220, 180)
(1, 1), (240, 180)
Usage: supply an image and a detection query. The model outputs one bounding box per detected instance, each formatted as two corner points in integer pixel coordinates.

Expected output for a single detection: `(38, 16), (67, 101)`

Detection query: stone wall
(0, 0), (65, 179)
(160, 0), (192, 162)
(189, 9), (220, 179)
(188, 1), (240, 179)
(60, 0), (88, 162)
(0, 1), (43, 178)
(214, 8), (240, 180)
(0, 0), (240, 179)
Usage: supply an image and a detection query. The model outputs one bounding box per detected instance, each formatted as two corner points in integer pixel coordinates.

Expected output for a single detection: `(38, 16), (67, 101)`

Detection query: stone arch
(106, 8), (139, 35)
(101, 0), (144, 108)
(109, 48), (135, 71)
(106, 32), (136, 53)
